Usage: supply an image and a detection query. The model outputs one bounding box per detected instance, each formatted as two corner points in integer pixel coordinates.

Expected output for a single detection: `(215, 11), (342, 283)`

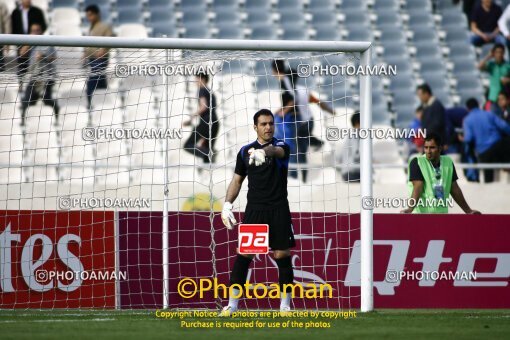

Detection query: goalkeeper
(220, 109), (295, 315)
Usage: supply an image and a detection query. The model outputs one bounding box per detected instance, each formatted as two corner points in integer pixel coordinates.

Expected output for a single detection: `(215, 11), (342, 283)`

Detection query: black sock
(230, 254), (253, 286)
(275, 256), (294, 292)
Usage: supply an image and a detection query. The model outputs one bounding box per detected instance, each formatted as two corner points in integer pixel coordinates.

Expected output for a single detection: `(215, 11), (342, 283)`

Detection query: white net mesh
(0, 41), (364, 309)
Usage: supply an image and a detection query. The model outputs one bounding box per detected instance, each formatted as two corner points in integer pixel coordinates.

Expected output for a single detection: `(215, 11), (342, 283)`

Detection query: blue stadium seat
(444, 27), (470, 44)
(414, 41), (442, 59)
(406, 0), (432, 12)
(452, 58), (478, 76)
(455, 74), (483, 91)
(309, 0), (337, 11)
(282, 27), (309, 40)
(215, 10), (241, 26)
(180, 0), (207, 10)
(212, 0), (239, 8)
(342, 9), (370, 26)
(346, 27), (373, 41)
(379, 28), (406, 43)
(217, 27), (244, 39)
(339, 0), (364, 10)
(250, 26), (278, 40)
(181, 11), (209, 25)
(279, 10), (307, 25)
(149, 22), (178, 37)
(459, 90), (485, 107)
(314, 28), (342, 41)
(311, 10), (338, 27)
(117, 8), (144, 24)
(411, 30), (440, 43)
(407, 13), (435, 29)
(374, 10), (402, 27)
(183, 26), (211, 39)
(52, 0), (79, 7)
(278, 0), (305, 10)
(84, 0), (109, 7)
(245, 0), (272, 11)
(246, 11), (273, 27)
(373, 0), (400, 10)
(419, 59), (447, 74)
(116, 0), (143, 10)
(389, 74), (415, 92)
(381, 42), (408, 58)
(147, 0), (172, 7)
(149, 9), (176, 24)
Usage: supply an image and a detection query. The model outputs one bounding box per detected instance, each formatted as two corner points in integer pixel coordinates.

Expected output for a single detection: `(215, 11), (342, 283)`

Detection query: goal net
(0, 36), (372, 311)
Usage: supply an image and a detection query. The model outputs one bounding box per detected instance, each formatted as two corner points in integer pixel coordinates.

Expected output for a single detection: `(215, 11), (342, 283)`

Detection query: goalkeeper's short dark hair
(253, 109), (274, 125)
(351, 111), (360, 127)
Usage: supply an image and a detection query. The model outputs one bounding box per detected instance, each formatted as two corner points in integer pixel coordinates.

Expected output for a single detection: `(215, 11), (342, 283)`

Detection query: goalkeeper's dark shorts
(243, 202), (295, 250)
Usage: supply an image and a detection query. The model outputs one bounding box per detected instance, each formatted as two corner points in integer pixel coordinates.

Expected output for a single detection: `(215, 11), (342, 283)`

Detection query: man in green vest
(402, 132), (481, 214)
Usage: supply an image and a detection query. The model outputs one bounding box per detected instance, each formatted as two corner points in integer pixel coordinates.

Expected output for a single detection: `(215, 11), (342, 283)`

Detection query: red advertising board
(0, 210), (116, 308)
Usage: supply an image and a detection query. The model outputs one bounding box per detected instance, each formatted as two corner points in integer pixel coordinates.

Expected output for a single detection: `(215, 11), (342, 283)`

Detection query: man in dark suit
(416, 83), (447, 144)
(11, 0), (47, 88)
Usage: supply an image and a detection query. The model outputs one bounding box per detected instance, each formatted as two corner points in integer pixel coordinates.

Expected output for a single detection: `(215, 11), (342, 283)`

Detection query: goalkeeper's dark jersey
(234, 137), (290, 209)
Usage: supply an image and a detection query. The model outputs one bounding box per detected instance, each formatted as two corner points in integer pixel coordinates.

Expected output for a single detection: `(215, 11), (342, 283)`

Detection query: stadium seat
(183, 26), (211, 39)
(342, 10), (370, 27)
(339, 0), (364, 10)
(246, 11), (273, 26)
(411, 30), (440, 43)
(149, 9), (177, 25)
(52, 0), (78, 7)
(118, 24), (148, 38)
(51, 8), (81, 26)
(282, 27), (309, 40)
(181, 11), (209, 26)
(452, 58), (478, 76)
(309, 0), (337, 11)
(314, 28), (342, 41)
(245, 0), (272, 11)
(147, 0), (172, 7)
(212, 0), (239, 8)
(278, 0), (305, 10)
(54, 24), (82, 36)
(374, 10), (402, 27)
(346, 27), (373, 41)
(311, 10), (338, 27)
(406, 0), (433, 12)
(214, 10), (241, 28)
(117, 8), (144, 24)
(379, 28), (407, 44)
(217, 27), (244, 39)
(180, 0), (208, 11)
(250, 26), (278, 40)
(116, 0), (143, 10)
(148, 22), (178, 37)
(373, 0), (400, 10)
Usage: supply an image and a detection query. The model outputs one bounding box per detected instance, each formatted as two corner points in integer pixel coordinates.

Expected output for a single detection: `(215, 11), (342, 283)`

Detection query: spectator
(498, 4), (510, 52)
(403, 133), (480, 214)
(445, 106), (478, 181)
(408, 106), (425, 156)
(0, 1), (10, 72)
(20, 23), (59, 127)
(11, 0), (46, 89)
(340, 111), (360, 182)
(271, 59), (305, 182)
(183, 72), (219, 164)
(416, 83), (446, 143)
(470, 0), (505, 47)
(491, 91), (510, 122)
(478, 43), (510, 110)
(463, 98), (510, 183)
(84, 5), (113, 111)
(445, 106), (469, 153)
(294, 84), (336, 152)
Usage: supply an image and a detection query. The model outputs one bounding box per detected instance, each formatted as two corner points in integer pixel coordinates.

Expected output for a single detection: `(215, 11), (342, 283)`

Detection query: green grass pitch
(0, 309), (509, 339)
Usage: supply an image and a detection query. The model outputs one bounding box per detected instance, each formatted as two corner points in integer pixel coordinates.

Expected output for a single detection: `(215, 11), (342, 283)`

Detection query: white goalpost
(0, 34), (373, 312)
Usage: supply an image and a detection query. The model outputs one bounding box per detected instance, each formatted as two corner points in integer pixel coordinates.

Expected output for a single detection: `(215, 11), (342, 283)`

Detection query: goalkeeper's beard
(258, 131), (274, 144)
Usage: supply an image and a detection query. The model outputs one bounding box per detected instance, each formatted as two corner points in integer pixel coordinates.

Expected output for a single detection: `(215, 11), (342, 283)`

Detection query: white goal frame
(0, 34), (373, 312)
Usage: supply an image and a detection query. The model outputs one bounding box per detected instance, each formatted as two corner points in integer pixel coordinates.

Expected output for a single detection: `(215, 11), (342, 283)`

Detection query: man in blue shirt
(463, 98), (510, 182)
